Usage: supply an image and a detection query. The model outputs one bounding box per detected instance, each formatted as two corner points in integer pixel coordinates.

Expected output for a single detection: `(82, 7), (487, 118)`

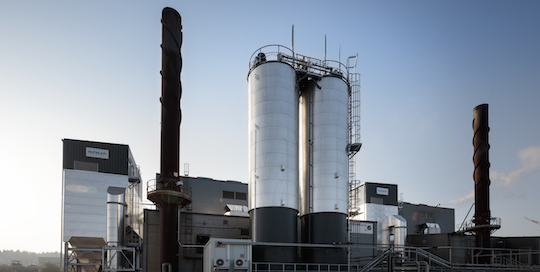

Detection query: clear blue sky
(1, 1), (539, 253)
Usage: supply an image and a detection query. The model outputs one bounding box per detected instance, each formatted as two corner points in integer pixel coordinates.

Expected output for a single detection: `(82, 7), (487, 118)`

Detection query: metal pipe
(473, 103), (491, 262)
(107, 190), (125, 270)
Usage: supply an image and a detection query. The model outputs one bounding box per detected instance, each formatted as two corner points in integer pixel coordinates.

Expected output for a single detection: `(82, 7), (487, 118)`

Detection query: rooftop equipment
(203, 238), (251, 272)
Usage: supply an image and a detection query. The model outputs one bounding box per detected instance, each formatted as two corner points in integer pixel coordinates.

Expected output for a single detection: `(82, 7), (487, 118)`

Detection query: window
(74, 161), (98, 172)
(240, 228), (249, 237)
(236, 192), (247, 200)
(419, 211), (434, 219)
(223, 191), (235, 199)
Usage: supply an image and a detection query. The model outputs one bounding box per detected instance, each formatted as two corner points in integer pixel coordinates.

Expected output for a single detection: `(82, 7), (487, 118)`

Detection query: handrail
(248, 44), (293, 74)
(458, 217), (502, 233)
(128, 164), (141, 181)
(247, 244), (540, 272)
(251, 262), (360, 272)
(146, 179), (157, 192)
(408, 246), (451, 268)
(247, 44), (349, 83)
(147, 178), (192, 195)
(359, 247), (392, 272)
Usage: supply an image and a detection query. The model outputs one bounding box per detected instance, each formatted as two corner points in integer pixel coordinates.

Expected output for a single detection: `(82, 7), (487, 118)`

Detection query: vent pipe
(106, 187), (125, 270)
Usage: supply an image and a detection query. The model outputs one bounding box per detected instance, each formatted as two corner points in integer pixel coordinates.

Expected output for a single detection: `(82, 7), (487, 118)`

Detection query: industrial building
(143, 177), (250, 272)
(61, 139), (143, 272)
(60, 7), (540, 272)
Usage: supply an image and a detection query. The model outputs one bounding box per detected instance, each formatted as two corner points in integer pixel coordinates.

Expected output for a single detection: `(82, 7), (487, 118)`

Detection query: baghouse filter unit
(248, 45), (358, 264)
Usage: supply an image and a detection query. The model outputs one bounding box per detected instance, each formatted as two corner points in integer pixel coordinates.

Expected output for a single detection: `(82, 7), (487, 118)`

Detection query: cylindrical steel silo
(248, 60), (298, 262)
(300, 75), (349, 263)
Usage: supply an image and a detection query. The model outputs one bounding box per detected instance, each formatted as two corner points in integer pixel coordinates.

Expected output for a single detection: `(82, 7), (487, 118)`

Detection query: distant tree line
(0, 263), (60, 272)
(0, 250), (60, 267)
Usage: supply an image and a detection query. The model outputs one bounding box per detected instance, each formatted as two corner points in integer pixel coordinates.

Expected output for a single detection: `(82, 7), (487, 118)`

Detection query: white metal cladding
(62, 169), (128, 242)
(248, 61), (298, 211)
(310, 76), (349, 214)
(352, 203), (399, 246)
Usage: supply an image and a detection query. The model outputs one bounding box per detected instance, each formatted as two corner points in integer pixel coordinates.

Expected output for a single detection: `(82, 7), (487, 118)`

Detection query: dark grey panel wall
(180, 213), (249, 272)
(407, 233), (475, 263)
(180, 213), (250, 244)
(180, 177), (248, 215)
(492, 236), (540, 265)
(399, 202), (455, 234)
(62, 139), (128, 175)
(144, 209), (250, 272)
(142, 209), (160, 272)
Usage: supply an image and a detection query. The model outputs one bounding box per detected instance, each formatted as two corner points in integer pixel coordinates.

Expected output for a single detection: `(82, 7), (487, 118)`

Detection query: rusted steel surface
(158, 7), (182, 272)
(473, 103), (491, 261)
(159, 7), (182, 186)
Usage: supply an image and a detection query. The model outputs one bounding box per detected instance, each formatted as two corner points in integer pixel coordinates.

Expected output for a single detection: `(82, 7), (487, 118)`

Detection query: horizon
(1, 1), (539, 252)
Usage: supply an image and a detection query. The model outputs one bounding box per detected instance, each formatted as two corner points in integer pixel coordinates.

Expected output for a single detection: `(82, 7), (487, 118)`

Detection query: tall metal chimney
(147, 7), (191, 272)
(472, 103), (491, 263)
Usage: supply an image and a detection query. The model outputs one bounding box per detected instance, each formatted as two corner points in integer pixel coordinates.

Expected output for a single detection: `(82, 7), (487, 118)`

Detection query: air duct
(107, 187), (125, 270)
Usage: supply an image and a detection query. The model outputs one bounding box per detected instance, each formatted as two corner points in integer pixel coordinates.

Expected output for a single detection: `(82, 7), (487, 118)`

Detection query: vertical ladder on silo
(347, 72), (361, 247)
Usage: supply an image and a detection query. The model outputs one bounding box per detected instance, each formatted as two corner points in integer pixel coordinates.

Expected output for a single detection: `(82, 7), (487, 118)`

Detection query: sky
(1, 1), (539, 253)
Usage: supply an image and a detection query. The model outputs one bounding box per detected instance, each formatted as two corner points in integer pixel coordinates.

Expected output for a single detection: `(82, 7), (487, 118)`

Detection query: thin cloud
(491, 146), (540, 188)
(448, 189), (474, 205)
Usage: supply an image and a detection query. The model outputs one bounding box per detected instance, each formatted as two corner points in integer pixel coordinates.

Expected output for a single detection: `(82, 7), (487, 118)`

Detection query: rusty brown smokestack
(147, 7), (190, 272)
(159, 7), (182, 272)
(160, 7), (182, 186)
(473, 103), (491, 262)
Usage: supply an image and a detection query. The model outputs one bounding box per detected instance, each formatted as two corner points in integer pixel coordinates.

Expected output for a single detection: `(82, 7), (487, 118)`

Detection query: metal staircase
(360, 246), (452, 272)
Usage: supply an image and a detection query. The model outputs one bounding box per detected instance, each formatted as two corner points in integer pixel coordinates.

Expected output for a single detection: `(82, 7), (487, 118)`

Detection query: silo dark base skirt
(250, 207), (298, 263)
(300, 212), (348, 264)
